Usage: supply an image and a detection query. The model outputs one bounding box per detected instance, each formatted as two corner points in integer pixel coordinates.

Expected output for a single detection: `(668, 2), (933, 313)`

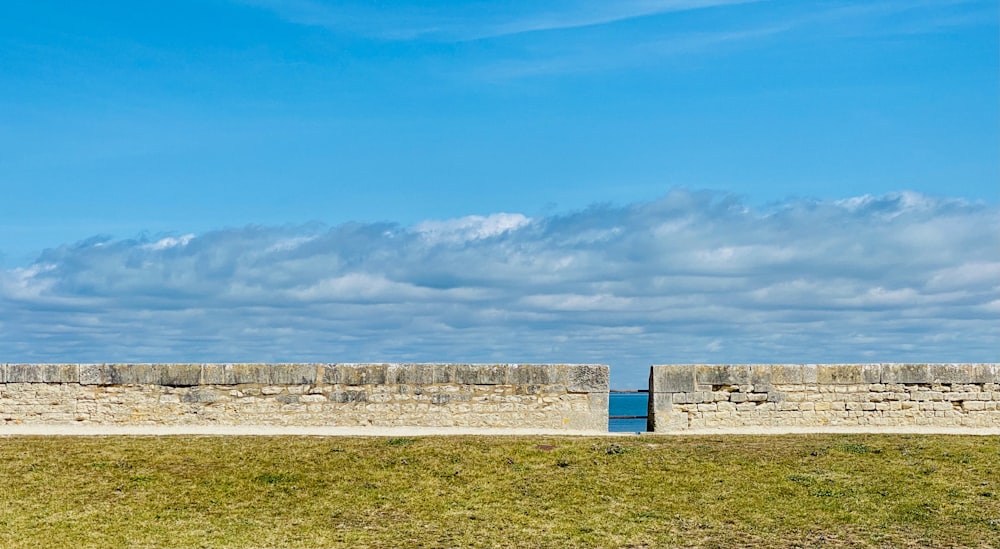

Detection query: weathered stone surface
(49, 364), (79, 383)
(881, 363), (932, 384)
(802, 364), (818, 384)
(182, 389), (219, 403)
(329, 390), (368, 403)
(972, 364), (1000, 384)
(0, 363), (609, 431)
(817, 364), (864, 385)
(454, 364), (506, 385)
(589, 391), (610, 413)
(430, 364), (456, 384)
(695, 365), (750, 386)
(752, 364), (803, 387)
(106, 364), (158, 385)
(201, 364), (228, 385)
(270, 363), (318, 385)
(567, 364), (609, 393)
(79, 364), (103, 385)
(5, 364), (41, 383)
(508, 364), (564, 386)
(651, 365), (696, 393)
(386, 363), (435, 385)
(6, 364), (79, 383)
(648, 363), (1000, 432)
(228, 363), (272, 385)
(931, 364), (972, 384)
(159, 364), (202, 387)
(772, 364), (805, 385)
(862, 364), (882, 384)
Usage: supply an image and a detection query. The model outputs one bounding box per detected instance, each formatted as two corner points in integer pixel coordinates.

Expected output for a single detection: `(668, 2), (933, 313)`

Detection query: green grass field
(0, 434), (998, 548)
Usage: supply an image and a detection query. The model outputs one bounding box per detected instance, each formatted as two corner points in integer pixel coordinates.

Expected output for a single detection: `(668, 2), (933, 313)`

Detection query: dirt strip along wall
(0, 363), (609, 431)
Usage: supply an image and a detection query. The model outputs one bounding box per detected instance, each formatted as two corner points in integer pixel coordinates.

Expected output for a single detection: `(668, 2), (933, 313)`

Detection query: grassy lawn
(0, 434), (998, 548)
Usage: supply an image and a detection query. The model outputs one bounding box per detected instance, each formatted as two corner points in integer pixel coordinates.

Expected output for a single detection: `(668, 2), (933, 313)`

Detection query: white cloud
(1, 190), (997, 387)
(140, 234), (195, 251)
(413, 213), (531, 243)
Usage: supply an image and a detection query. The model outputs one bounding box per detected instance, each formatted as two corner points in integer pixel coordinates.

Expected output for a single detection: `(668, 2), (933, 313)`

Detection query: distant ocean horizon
(609, 392), (648, 433)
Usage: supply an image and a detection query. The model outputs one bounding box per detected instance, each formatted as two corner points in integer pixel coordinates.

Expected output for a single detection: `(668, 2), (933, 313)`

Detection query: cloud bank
(2, 190), (997, 386)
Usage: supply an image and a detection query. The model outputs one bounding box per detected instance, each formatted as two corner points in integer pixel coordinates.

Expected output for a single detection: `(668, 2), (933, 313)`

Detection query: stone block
(79, 364), (103, 385)
(5, 364), (39, 383)
(650, 365), (696, 393)
(817, 364), (864, 385)
(970, 364), (999, 384)
(159, 364), (202, 387)
(228, 363), (272, 385)
(105, 364), (158, 385)
(507, 364), (564, 386)
(749, 368), (773, 393)
(321, 363), (342, 384)
(430, 363), (457, 384)
(802, 365), (818, 384)
(755, 364), (803, 385)
(323, 363), (386, 385)
(862, 364), (881, 384)
(676, 392), (699, 403)
(6, 364), (79, 383)
(881, 363), (931, 385)
(567, 364), (609, 393)
(201, 364), (228, 385)
(270, 363), (318, 385)
(182, 389), (220, 403)
(735, 401), (756, 412)
(589, 391), (610, 413)
(454, 364), (506, 385)
(387, 364), (437, 385)
(52, 364), (79, 383)
(695, 364), (750, 386)
(931, 364), (972, 384)
(430, 393), (451, 405)
(330, 390), (367, 403)
(649, 392), (673, 416)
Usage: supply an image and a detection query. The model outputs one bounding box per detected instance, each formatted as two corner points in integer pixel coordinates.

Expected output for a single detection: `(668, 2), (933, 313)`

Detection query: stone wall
(0, 363), (609, 431)
(649, 364), (1000, 432)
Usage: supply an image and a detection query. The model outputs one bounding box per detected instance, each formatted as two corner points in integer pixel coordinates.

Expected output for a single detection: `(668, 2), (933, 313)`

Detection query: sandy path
(0, 424), (997, 436)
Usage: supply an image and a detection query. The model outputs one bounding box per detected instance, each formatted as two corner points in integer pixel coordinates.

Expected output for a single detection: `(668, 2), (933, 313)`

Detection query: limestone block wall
(0, 363), (609, 431)
(649, 364), (1000, 432)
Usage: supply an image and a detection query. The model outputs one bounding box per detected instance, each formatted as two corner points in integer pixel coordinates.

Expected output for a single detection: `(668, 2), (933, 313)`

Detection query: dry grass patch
(0, 434), (998, 547)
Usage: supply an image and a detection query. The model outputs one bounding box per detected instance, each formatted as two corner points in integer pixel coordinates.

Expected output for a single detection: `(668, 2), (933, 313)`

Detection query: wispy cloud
(239, 0), (762, 41)
(2, 190), (997, 386)
(469, 0), (995, 80)
(239, 0), (995, 82)
(472, 23), (793, 81)
(460, 0), (761, 41)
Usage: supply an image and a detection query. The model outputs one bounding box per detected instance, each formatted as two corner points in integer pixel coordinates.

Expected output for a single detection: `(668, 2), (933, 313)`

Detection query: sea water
(608, 392), (649, 433)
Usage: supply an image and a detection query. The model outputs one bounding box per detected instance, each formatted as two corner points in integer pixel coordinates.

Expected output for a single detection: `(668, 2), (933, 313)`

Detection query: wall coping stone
(650, 364), (999, 392)
(1, 363), (609, 392)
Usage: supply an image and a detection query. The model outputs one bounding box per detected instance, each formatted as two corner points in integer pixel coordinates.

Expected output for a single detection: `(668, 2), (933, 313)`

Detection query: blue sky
(1, 0), (997, 386)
